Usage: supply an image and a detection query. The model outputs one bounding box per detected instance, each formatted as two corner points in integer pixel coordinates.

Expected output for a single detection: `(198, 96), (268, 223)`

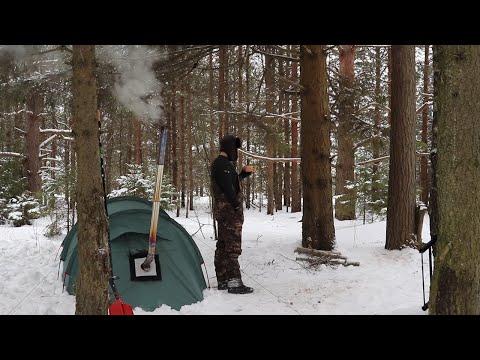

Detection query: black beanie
(220, 135), (241, 161)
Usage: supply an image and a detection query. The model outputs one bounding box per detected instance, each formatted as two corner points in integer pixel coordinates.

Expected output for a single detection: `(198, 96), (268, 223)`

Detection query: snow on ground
(0, 197), (430, 315)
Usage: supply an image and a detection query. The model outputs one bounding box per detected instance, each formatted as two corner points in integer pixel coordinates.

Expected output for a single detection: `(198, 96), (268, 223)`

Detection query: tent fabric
(60, 196), (207, 311)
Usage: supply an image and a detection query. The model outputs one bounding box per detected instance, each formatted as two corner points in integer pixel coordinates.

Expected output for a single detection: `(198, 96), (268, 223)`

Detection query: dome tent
(60, 196), (207, 311)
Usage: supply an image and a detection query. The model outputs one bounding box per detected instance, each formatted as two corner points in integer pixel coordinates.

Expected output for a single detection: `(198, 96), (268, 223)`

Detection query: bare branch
(0, 152), (26, 158)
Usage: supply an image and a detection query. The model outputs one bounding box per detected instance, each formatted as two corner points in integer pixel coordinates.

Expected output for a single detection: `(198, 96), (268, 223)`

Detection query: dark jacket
(211, 155), (249, 214)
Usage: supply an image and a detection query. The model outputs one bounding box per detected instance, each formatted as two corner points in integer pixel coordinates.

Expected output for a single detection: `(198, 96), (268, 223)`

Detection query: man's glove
(240, 165), (255, 179)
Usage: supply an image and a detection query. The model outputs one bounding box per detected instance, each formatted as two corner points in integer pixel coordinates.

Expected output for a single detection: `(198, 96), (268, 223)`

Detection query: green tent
(60, 196), (207, 311)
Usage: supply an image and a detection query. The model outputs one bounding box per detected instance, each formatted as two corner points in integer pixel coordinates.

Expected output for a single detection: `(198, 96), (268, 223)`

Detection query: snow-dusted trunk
(187, 80), (194, 212)
(238, 46), (244, 172)
(420, 45), (430, 205)
(179, 82), (186, 210)
(372, 47), (382, 203)
(429, 45), (480, 315)
(265, 50), (275, 215)
(209, 51), (215, 163)
(275, 53), (284, 211)
(300, 45), (335, 250)
(281, 55), (291, 208)
(218, 46), (226, 141)
(245, 52), (252, 209)
(385, 45), (416, 250)
(71, 45), (110, 315)
(291, 58), (301, 213)
(335, 45), (356, 220)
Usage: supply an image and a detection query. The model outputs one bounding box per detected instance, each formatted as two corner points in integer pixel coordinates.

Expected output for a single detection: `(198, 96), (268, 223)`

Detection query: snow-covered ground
(0, 197), (430, 315)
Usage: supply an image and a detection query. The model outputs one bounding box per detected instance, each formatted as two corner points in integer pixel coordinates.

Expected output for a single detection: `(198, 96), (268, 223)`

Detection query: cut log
(295, 247), (345, 259)
(296, 257), (360, 267)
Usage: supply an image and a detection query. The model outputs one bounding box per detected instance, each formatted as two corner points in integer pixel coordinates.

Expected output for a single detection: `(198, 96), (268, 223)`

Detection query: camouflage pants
(214, 206), (244, 283)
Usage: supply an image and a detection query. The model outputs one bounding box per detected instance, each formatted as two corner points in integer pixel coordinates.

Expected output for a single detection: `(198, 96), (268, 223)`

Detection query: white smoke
(98, 45), (164, 124)
(0, 45), (32, 60)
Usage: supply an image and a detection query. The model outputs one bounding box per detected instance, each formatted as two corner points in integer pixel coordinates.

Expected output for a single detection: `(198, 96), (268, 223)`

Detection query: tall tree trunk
(134, 117), (142, 165)
(171, 82), (179, 215)
(50, 109), (58, 180)
(65, 134), (71, 231)
(385, 45), (416, 250)
(300, 45), (335, 250)
(388, 46), (392, 125)
(245, 50), (252, 209)
(238, 46), (244, 170)
(209, 51), (215, 163)
(291, 56), (301, 213)
(224, 46), (230, 134)
(218, 46), (226, 141)
(429, 45), (480, 315)
(428, 46), (439, 266)
(335, 45), (356, 220)
(265, 51), (275, 215)
(187, 81), (194, 212)
(372, 47), (382, 203)
(104, 114), (114, 194)
(127, 115), (133, 165)
(179, 82), (186, 209)
(283, 54), (291, 209)
(25, 92), (43, 193)
(71, 45), (110, 315)
(420, 45), (430, 205)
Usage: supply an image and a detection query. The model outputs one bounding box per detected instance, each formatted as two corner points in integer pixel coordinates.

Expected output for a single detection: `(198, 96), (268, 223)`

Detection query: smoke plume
(97, 45), (164, 124)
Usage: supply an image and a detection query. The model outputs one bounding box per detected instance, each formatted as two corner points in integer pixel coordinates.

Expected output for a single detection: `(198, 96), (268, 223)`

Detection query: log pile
(294, 247), (360, 268)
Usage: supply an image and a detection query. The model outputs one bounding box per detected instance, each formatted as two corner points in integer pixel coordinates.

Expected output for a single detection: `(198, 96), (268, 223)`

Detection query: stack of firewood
(294, 247), (360, 268)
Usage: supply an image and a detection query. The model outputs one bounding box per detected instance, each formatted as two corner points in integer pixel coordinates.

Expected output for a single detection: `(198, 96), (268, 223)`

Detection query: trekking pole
(421, 251), (426, 309)
(418, 234), (437, 311)
(141, 125), (168, 271)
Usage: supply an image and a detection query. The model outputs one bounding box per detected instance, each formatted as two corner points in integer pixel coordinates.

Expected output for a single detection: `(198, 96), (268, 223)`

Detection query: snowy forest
(0, 45), (478, 315)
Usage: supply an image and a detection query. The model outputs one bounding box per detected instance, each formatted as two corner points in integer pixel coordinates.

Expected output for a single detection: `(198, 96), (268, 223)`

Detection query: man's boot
(227, 278), (254, 294)
(217, 280), (228, 290)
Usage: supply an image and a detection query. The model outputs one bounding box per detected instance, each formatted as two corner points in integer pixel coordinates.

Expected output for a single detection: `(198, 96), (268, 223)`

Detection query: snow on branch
(238, 148), (301, 163)
(39, 134), (57, 149)
(14, 127), (26, 135)
(355, 152), (430, 166)
(0, 152), (26, 159)
(40, 128), (72, 136)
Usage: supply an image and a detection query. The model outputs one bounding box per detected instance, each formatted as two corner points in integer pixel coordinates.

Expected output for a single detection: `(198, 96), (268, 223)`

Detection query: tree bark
(218, 46), (226, 141)
(372, 47), (382, 203)
(291, 54), (301, 213)
(187, 81), (194, 212)
(385, 45), (416, 250)
(71, 45), (110, 315)
(429, 45), (480, 315)
(25, 91), (43, 193)
(420, 45), (430, 205)
(300, 45), (335, 250)
(209, 51), (215, 163)
(335, 45), (357, 220)
(265, 50), (275, 215)
(134, 117), (142, 165)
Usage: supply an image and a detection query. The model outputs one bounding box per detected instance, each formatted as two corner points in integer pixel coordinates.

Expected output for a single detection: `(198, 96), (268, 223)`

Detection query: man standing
(211, 135), (254, 294)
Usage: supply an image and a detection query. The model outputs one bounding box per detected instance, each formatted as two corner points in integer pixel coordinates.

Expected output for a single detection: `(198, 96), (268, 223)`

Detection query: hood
(220, 135), (241, 161)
